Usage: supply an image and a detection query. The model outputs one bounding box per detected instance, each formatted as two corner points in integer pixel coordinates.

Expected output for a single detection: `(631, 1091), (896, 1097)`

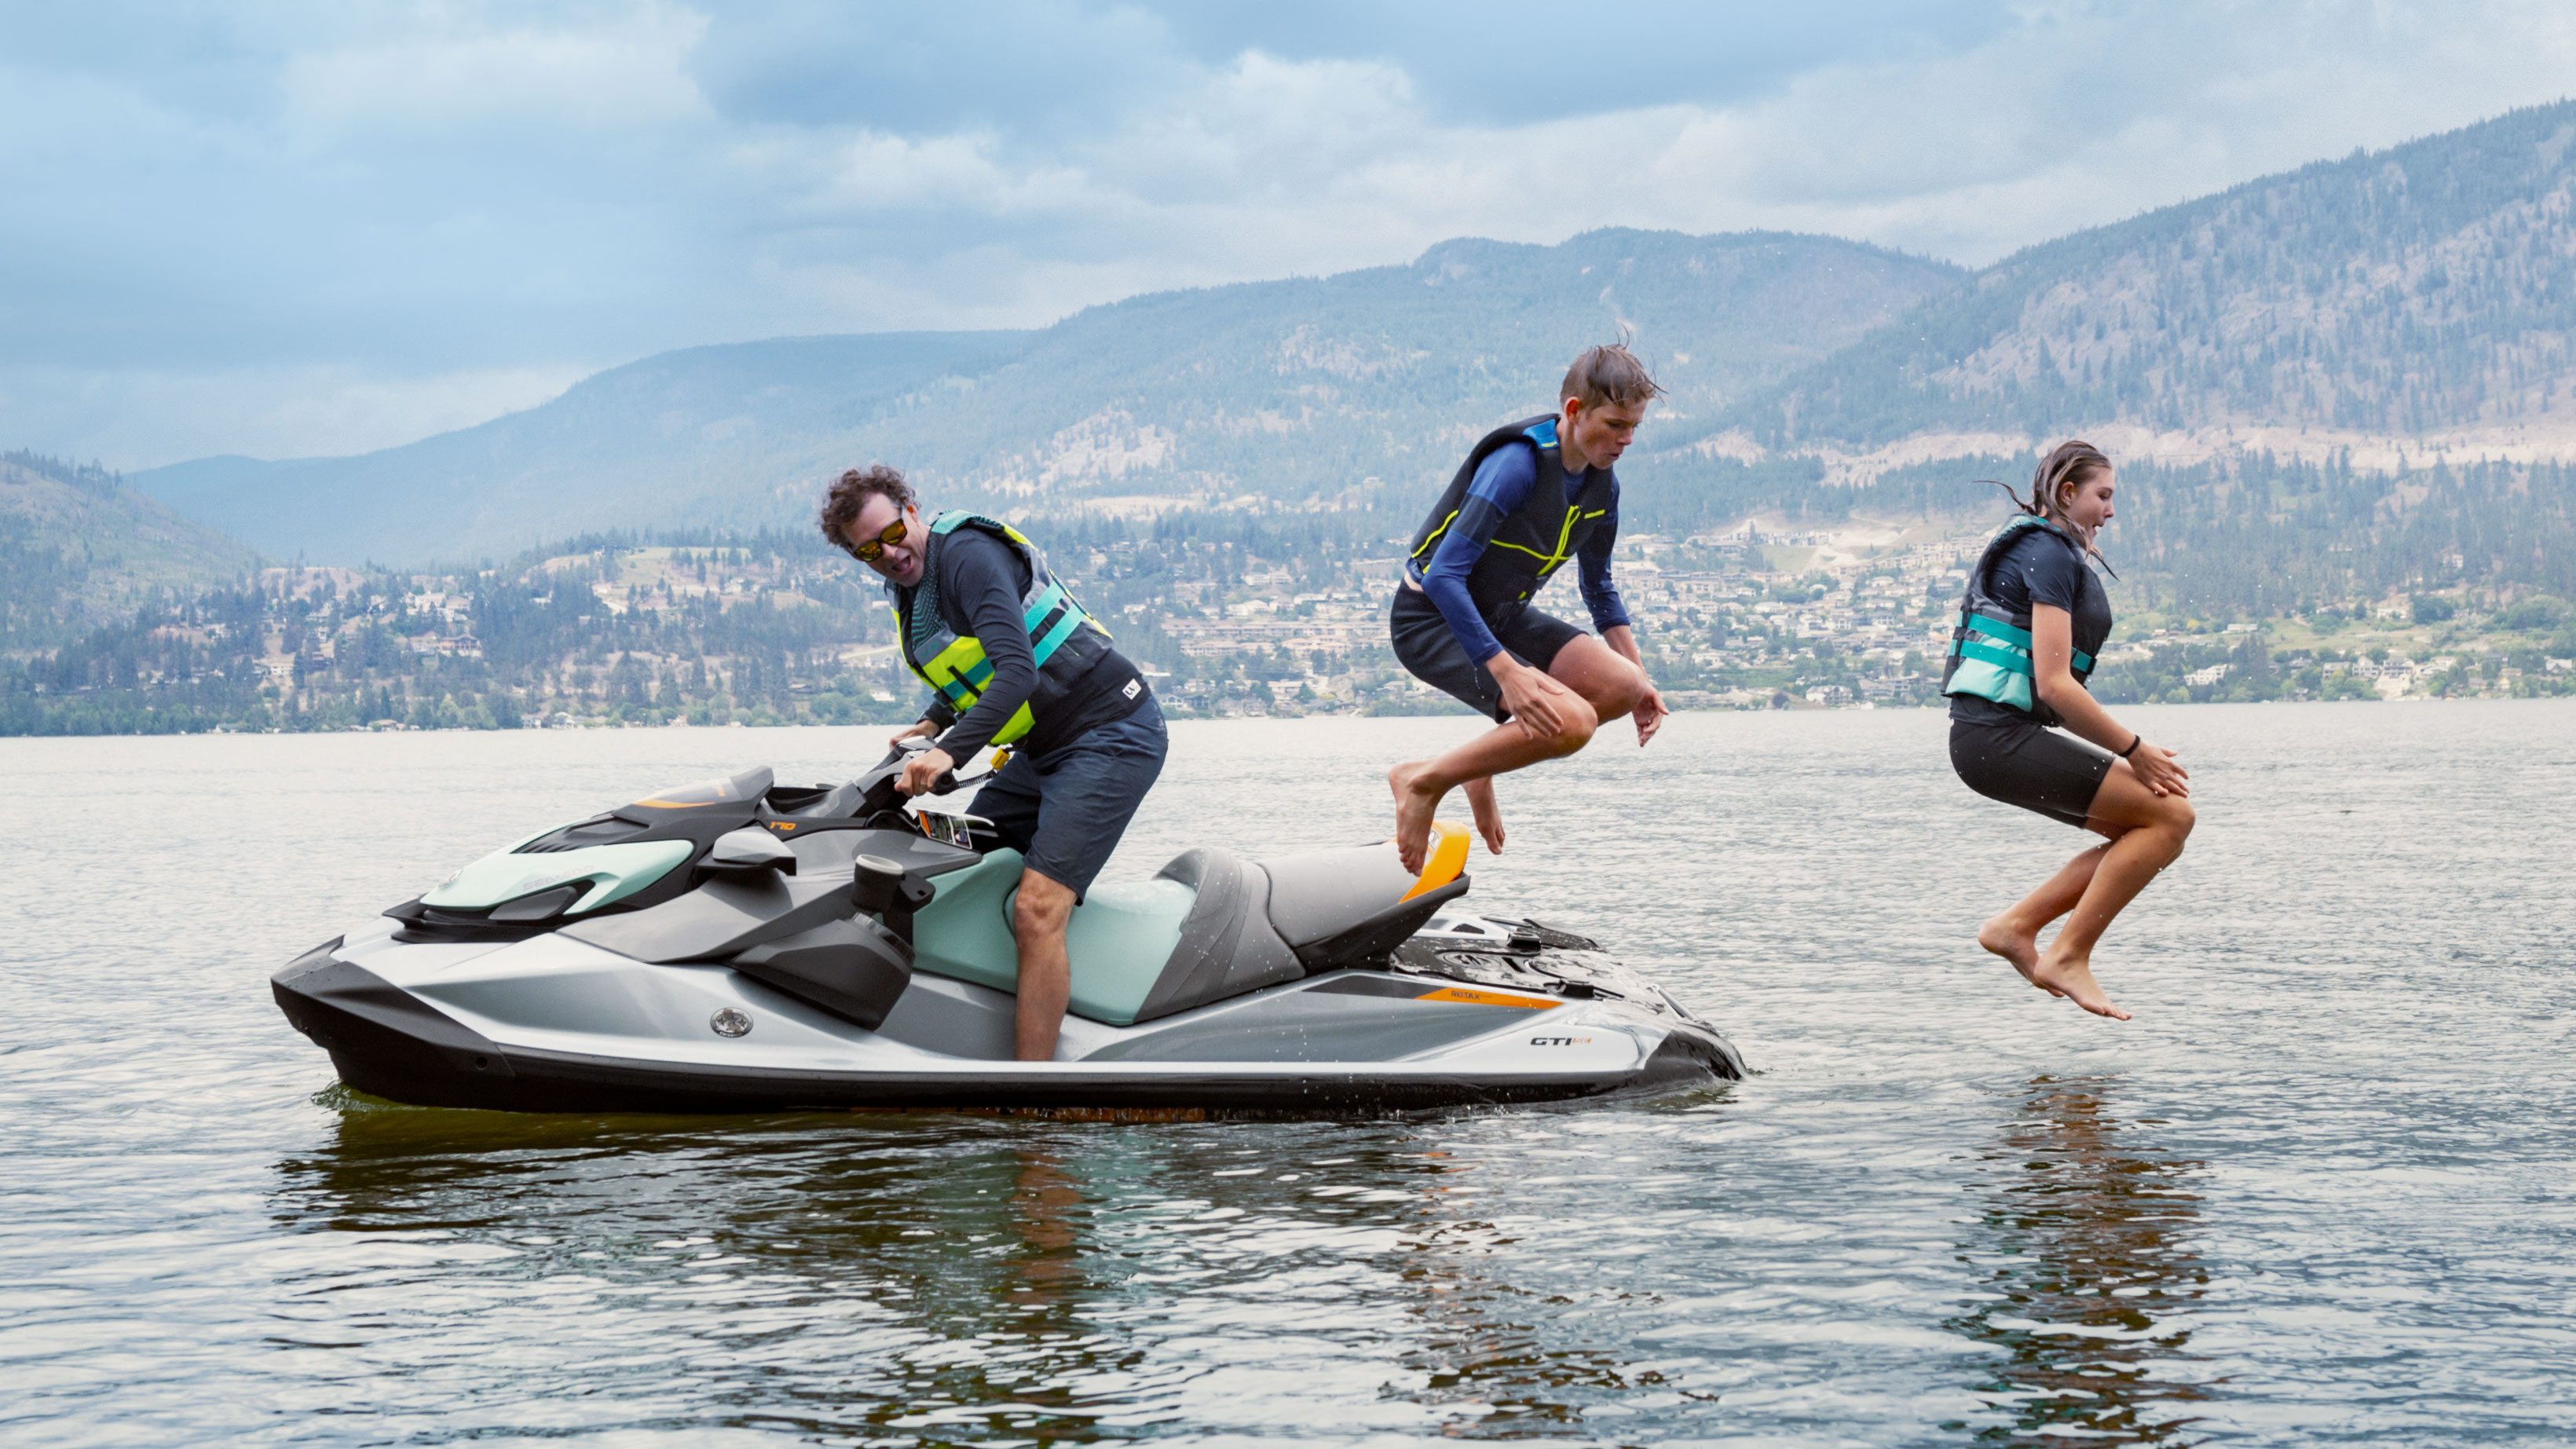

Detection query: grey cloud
(686, 0), (1198, 137)
(5, 0), (2576, 470)
(1160, 1), (2013, 127)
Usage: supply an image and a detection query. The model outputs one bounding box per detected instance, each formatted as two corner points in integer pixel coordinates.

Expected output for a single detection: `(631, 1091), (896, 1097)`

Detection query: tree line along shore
(9, 487), (2571, 737)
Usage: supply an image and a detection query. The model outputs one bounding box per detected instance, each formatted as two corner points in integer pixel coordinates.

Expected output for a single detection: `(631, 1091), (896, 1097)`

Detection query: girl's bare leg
(1979, 842), (2109, 995)
(2032, 760), (2197, 1019)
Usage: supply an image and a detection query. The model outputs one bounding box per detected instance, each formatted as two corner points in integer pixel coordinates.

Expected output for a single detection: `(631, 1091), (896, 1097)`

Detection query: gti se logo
(1530, 1035), (1591, 1047)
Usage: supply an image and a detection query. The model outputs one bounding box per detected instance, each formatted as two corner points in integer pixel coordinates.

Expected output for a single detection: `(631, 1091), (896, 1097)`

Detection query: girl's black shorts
(1948, 713), (2113, 830)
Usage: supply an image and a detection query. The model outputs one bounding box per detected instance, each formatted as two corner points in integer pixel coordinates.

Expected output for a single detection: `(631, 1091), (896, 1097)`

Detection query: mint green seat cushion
(906, 849), (1195, 1026)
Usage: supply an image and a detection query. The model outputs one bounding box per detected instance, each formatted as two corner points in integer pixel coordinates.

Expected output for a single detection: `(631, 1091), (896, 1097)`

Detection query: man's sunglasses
(847, 515), (910, 562)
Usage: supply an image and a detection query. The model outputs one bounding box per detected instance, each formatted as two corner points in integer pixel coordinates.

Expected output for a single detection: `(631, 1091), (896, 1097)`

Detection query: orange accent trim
(1399, 819), (1469, 902)
(630, 797), (721, 810)
(1414, 986), (1557, 1010)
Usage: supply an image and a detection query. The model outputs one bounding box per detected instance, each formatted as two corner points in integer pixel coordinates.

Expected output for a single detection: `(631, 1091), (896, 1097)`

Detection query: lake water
(4, 702), (2572, 1446)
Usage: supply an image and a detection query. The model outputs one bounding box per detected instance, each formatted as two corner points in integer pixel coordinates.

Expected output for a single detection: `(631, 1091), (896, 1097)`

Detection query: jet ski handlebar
(854, 737), (996, 814)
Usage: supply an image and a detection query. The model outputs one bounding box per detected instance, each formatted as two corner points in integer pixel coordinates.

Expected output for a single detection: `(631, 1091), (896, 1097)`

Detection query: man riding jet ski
(270, 745), (1745, 1114)
(821, 463), (1168, 1062)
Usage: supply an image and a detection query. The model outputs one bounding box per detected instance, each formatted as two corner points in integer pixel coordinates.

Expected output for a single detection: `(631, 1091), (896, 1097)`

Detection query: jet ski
(271, 743), (1744, 1114)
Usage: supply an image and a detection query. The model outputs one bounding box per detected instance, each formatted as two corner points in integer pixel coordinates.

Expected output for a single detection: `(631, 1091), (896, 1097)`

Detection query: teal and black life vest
(1940, 515), (2103, 726)
(1404, 415), (1618, 612)
(891, 511), (1114, 748)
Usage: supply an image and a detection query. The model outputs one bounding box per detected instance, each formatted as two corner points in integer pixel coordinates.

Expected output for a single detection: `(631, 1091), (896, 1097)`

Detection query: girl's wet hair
(1981, 441), (2117, 576)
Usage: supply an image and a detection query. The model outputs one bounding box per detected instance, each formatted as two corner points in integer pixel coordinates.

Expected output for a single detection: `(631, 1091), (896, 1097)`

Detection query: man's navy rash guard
(1417, 439), (1630, 665)
(905, 526), (1142, 761)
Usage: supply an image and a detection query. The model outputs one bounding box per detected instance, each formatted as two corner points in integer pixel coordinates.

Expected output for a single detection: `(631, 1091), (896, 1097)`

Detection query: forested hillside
(1722, 101), (2576, 449)
(0, 452), (262, 652)
(94, 99), (2576, 702)
(1836, 447), (2576, 614)
(130, 230), (1961, 566)
(818, 229), (1958, 512)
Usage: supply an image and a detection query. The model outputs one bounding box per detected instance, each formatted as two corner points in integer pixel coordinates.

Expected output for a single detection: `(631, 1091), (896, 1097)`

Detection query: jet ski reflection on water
(272, 742), (1744, 1113)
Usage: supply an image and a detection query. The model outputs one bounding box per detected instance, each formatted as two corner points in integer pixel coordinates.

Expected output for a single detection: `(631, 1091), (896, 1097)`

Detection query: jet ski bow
(272, 746), (1744, 1113)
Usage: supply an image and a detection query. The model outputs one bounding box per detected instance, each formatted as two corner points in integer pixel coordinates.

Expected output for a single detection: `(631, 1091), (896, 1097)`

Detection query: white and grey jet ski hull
(274, 909), (1742, 1113)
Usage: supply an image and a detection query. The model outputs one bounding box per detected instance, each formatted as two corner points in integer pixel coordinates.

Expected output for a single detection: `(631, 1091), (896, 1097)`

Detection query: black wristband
(2120, 734), (2142, 758)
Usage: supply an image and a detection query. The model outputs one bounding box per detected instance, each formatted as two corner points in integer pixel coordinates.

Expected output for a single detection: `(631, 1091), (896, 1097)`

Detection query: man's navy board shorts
(965, 694), (1168, 899)
(1389, 587), (1586, 723)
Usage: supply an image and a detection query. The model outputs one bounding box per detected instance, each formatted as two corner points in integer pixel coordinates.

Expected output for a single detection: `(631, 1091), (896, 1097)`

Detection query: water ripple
(4, 703), (2574, 1444)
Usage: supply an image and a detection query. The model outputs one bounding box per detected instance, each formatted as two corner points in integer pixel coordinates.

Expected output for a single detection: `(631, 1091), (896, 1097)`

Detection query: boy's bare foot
(1388, 761), (1444, 873)
(2031, 950), (2131, 1020)
(1977, 914), (2062, 996)
(1464, 778), (1504, 854)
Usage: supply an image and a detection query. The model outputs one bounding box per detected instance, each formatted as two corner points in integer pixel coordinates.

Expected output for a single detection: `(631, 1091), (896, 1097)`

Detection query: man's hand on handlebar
(899, 747), (958, 798)
(887, 719), (939, 752)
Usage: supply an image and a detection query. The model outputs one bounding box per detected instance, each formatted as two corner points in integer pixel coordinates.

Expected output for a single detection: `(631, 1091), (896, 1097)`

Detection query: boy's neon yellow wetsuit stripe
(1404, 415), (1619, 610)
(895, 511), (1111, 748)
(1941, 516), (2096, 717)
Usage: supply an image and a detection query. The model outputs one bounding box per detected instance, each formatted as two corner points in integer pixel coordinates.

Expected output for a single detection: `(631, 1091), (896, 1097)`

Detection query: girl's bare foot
(1387, 761), (1444, 873)
(1978, 914), (2063, 995)
(1463, 778), (1504, 854)
(2031, 950), (2131, 1020)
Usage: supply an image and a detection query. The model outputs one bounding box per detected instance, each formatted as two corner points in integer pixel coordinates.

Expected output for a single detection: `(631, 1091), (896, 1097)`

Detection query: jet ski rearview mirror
(704, 826), (796, 876)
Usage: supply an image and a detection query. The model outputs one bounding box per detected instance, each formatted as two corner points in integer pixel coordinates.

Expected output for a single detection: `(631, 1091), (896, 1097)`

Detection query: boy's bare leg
(1389, 638), (1650, 872)
(1544, 636), (1653, 734)
(1463, 778), (1504, 854)
(2030, 762), (2197, 1020)
(1389, 717), (1575, 870)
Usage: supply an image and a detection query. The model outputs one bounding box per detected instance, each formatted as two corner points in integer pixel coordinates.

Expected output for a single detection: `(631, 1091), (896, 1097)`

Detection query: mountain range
(130, 232), (1960, 564)
(71, 96), (2576, 597)
(1711, 100), (2576, 468)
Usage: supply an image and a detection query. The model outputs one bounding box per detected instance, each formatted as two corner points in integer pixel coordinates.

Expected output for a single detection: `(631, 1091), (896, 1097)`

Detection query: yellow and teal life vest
(1404, 415), (1618, 611)
(1940, 515), (2102, 724)
(893, 510), (1114, 748)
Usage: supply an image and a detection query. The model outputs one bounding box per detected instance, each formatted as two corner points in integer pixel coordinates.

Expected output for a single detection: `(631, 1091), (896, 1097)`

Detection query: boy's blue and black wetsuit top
(1390, 414), (1627, 721)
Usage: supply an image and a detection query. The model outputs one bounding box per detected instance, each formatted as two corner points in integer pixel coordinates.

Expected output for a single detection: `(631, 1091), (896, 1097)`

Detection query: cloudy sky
(6, 1), (2574, 469)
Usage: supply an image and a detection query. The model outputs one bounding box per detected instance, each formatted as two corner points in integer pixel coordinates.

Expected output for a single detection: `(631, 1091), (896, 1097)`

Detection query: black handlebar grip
(931, 770), (959, 796)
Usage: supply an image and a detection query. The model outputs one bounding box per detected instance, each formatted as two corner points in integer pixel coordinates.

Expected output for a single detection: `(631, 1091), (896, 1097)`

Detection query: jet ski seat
(1257, 835), (1465, 965)
(906, 832), (1471, 1027)
(906, 847), (1301, 1026)
(908, 849), (1199, 1026)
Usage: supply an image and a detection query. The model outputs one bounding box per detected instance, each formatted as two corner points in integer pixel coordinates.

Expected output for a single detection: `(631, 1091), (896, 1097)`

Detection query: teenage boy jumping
(1386, 344), (1669, 873)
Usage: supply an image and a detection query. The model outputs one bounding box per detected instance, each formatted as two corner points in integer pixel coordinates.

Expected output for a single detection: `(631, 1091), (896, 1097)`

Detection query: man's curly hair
(818, 464), (916, 555)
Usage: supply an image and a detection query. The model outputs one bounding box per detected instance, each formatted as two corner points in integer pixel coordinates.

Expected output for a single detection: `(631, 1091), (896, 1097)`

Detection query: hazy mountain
(130, 230), (1962, 565)
(808, 229), (1960, 509)
(131, 331), (1031, 568)
(0, 452), (262, 652)
(1720, 100), (2576, 452)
